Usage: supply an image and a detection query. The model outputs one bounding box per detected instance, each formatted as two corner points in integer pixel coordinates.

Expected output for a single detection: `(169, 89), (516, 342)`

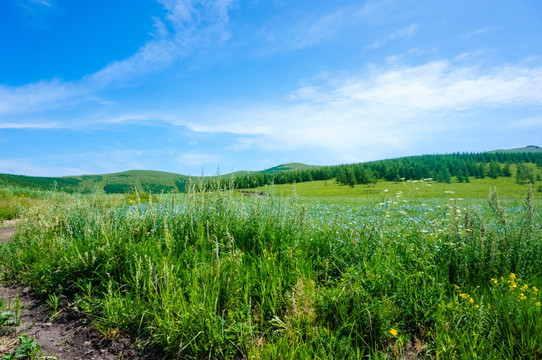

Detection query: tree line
(231, 152), (542, 189)
(2, 151), (541, 193)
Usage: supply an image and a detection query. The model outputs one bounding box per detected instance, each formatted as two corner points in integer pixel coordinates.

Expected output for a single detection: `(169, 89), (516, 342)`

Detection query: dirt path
(0, 220), (162, 359)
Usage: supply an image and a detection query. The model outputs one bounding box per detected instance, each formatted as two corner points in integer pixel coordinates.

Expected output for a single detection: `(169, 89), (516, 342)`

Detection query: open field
(256, 176), (541, 200)
(1, 183), (541, 359)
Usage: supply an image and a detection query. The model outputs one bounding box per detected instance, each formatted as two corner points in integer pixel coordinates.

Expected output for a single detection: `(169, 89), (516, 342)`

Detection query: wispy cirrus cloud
(0, 121), (61, 129)
(19, 0), (57, 13)
(24, 0), (55, 7)
(17, 0), (60, 27)
(462, 26), (497, 38)
(90, 0), (233, 87)
(0, 79), (83, 115)
(255, 1), (390, 54)
(367, 24), (418, 49)
(1, 0), (234, 122)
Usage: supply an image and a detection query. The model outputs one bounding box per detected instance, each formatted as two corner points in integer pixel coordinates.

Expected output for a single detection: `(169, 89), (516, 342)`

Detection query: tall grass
(0, 185), (541, 359)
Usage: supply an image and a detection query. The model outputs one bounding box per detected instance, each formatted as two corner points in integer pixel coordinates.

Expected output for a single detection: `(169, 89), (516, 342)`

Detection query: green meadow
(256, 176), (539, 200)
(1, 152), (542, 358)
(1, 175), (541, 359)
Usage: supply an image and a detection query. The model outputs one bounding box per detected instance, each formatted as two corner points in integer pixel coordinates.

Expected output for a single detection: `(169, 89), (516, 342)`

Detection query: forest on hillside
(231, 152), (542, 189)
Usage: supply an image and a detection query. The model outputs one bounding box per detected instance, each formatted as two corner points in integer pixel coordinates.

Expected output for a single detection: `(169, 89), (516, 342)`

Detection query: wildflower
(520, 293), (527, 301)
(521, 284), (528, 292)
(536, 302), (541, 307)
(389, 328), (398, 336)
(469, 298), (474, 304)
(533, 286), (538, 294)
(453, 284), (460, 290)
(510, 273), (516, 280)
(459, 293), (470, 300)
(490, 278), (498, 285)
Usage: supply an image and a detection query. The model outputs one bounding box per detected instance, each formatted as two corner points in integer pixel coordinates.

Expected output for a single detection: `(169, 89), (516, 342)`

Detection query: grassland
(256, 176), (539, 200)
(0, 180), (541, 359)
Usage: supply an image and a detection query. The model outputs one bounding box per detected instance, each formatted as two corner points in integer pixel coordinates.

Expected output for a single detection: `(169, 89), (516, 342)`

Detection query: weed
(2, 335), (41, 360)
(45, 294), (61, 320)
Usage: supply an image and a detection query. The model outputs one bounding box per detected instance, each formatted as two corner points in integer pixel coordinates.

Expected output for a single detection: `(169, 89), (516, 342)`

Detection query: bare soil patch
(1, 285), (161, 359)
(0, 219), (19, 243)
(0, 220), (163, 359)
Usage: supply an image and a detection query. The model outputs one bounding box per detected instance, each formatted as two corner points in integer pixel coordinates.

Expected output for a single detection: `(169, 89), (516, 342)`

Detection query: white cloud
(175, 60), (542, 162)
(389, 24), (418, 39)
(0, 121), (61, 129)
(0, 80), (81, 115)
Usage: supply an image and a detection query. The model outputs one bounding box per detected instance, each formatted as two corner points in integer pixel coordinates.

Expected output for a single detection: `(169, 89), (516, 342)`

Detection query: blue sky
(1, 0), (541, 176)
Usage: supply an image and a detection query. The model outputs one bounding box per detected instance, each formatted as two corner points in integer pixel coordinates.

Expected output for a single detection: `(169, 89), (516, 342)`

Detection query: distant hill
(262, 162), (322, 174)
(74, 170), (190, 194)
(0, 170), (190, 194)
(0, 164), (321, 194)
(1, 147), (541, 193)
(489, 145), (542, 153)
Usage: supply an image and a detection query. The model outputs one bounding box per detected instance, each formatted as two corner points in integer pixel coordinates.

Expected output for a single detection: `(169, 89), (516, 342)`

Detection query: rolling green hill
(0, 162), (323, 194)
(1, 146), (540, 194)
(75, 170), (190, 194)
(262, 162), (322, 174)
(489, 145), (542, 153)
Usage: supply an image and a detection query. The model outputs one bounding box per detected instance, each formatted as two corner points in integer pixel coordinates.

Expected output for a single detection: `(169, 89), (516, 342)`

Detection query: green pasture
(0, 183), (541, 358)
(256, 176), (540, 200)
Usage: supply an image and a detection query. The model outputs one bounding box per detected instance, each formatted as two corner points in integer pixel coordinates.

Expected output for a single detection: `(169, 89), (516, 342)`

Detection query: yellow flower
(490, 278), (498, 285)
(520, 293), (527, 301)
(469, 298), (474, 303)
(389, 328), (398, 336)
(533, 286), (538, 294)
(536, 302), (541, 307)
(453, 284), (460, 290)
(510, 273), (516, 280)
(459, 293), (470, 300)
(521, 284), (528, 292)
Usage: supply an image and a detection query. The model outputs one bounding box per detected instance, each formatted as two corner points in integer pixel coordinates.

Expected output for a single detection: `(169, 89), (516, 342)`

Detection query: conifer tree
(488, 161), (500, 179)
